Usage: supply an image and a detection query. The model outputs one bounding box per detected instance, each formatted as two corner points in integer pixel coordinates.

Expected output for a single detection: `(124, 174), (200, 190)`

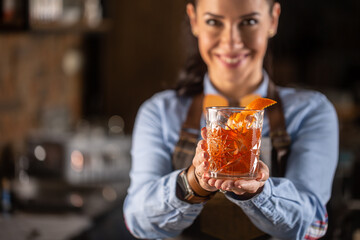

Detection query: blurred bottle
(29, 0), (63, 25)
(0, 0), (28, 30)
(0, 144), (16, 216)
(2, 0), (16, 23)
(83, 0), (102, 27)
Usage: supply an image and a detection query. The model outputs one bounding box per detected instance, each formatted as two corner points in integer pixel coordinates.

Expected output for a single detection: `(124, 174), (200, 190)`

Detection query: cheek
(198, 33), (218, 59)
(244, 31), (268, 53)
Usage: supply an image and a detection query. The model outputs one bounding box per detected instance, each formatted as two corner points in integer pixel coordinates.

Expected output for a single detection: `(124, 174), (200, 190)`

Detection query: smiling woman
(123, 0), (338, 239)
(186, 0), (280, 101)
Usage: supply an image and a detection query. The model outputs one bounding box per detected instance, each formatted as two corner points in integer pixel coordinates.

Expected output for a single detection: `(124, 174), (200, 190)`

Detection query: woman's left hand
(200, 127), (270, 198)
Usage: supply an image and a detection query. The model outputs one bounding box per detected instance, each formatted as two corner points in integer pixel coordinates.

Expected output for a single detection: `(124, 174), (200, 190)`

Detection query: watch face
(177, 170), (212, 204)
(176, 171), (188, 199)
(177, 171), (193, 200)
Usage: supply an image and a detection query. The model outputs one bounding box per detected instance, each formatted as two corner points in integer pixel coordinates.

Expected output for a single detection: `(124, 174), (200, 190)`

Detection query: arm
(226, 93), (339, 239)
(123, 97), (203, 239)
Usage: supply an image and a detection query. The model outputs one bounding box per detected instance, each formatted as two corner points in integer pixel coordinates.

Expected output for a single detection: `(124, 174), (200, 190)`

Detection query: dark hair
(187, 0), (275, 7)
(175, 0), (277, 97)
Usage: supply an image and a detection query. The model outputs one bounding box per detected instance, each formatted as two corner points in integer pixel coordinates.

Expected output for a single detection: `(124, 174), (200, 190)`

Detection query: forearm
(123, 170), (203, 239)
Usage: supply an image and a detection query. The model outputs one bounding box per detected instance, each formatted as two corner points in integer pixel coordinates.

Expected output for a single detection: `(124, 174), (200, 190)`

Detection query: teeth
(223, 57), (240, 64)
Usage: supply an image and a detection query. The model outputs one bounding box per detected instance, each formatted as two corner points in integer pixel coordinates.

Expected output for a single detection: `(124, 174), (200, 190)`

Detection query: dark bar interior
(0, 0), (359, 239)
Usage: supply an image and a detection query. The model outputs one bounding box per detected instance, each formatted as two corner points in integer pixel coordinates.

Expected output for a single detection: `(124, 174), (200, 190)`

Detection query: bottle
(0, 144), (16, 215)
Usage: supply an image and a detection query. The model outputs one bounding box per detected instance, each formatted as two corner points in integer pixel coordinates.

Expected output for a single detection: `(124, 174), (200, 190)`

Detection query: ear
(269, 2), (281, 37)
(186, 3), (198, 37)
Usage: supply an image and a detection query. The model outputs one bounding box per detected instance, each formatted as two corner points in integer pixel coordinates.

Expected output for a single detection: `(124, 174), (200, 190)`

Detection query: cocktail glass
(206, 107), (264, 179)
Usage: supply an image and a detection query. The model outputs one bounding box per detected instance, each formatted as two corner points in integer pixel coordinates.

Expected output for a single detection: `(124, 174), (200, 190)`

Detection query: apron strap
(172, 93), (204, 170)
(266, 80), (291, 177)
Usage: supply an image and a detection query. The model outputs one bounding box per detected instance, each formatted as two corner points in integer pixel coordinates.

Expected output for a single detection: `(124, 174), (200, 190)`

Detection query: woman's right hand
(192, 128), (218, 192)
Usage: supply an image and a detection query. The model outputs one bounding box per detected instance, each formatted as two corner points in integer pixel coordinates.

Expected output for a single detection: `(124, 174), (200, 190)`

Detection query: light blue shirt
(123, 72), (339, 240)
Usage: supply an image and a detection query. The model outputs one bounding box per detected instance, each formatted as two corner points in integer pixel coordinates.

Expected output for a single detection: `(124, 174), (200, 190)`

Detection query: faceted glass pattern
(206, 107), (264, 179)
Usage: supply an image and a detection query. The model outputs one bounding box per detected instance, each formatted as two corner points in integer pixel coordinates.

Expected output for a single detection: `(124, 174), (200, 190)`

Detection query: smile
(217, 54), (248, 68)
(222, 56), (240, 64)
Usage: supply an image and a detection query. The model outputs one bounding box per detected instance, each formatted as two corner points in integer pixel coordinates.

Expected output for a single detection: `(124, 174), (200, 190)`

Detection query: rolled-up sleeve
(226, 91), (338, 240)
(123, 95), (203, 239)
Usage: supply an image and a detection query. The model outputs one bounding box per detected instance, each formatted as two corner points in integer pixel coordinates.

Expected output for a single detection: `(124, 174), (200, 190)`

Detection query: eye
(240, 18), (258, 26)
(206, 19), (222, 27)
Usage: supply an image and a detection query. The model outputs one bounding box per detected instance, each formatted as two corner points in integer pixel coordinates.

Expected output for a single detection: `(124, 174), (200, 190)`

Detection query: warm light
(71, 150), (84, 172)
(34, 145), (46, 161)
(108, 115), (124, 134)
(102, 186), (117, 202)
(69, 193), (84, 208)
(19, 170), (30, 184)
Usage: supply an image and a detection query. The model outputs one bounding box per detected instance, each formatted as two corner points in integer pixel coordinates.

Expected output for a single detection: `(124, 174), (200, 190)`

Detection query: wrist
(187, 165), (215, 196)
(227, 185), (265, 201)
(176, 166), (216, 204)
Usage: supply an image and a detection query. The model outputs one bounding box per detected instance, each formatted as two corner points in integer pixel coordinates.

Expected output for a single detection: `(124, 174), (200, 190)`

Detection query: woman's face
(187, 0), (280, 93)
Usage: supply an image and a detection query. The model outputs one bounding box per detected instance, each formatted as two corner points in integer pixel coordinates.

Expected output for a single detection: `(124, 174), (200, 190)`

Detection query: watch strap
(177, 166), (216, 204)
(187, 164), (214, 197)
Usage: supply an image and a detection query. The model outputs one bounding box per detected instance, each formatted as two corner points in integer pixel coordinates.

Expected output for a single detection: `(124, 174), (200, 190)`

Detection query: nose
(221, 24), (243, 50)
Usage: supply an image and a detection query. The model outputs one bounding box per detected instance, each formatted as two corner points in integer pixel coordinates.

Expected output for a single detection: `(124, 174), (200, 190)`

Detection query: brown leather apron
(171, 80), (290, 240)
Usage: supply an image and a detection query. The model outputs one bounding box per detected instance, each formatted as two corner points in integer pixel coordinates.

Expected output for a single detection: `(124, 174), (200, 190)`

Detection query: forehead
(196, 0), (270, 16)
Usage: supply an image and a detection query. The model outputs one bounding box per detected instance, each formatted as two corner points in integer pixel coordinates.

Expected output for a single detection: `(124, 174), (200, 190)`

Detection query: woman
(123, 0), (338, 239)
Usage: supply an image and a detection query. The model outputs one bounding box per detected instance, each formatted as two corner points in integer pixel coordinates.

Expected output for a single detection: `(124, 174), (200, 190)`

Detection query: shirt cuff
(168, 169), (204, 213)
(225, 180), (272, 208)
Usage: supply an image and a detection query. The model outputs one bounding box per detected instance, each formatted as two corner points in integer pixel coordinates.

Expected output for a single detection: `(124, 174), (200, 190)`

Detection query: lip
(216, 53), (249, 68)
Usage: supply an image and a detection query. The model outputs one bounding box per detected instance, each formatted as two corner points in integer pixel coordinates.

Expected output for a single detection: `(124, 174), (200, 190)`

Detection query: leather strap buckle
(270, 130), (291, 149)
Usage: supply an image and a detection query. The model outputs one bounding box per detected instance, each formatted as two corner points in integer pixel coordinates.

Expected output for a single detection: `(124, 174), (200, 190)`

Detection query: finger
(195, 140), (207, 155)
(214, 179), (225, 189)
(194, 160), (209, 179)
(193, 150), (209, 167)
(207, 178), (217, 187)
(193, 140), (208, 166)
(201, 127), (207, 140)
(255, 161), (269, 182)
(191, 164), (217, 192)
(256, 173), (266, 182)
(231, 186), (247, 195)
(219, 180), (247, 195)
(235, 179), (264, 194)
(220, 180), (235, 191)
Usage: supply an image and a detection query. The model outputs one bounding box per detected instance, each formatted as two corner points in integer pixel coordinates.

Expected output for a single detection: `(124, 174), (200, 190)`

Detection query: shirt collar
(203, 70), (269, 99)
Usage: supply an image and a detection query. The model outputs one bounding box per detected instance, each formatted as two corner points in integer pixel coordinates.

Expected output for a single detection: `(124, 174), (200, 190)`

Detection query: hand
(192, 131), (217, 192)
(192, 127), (270, 198)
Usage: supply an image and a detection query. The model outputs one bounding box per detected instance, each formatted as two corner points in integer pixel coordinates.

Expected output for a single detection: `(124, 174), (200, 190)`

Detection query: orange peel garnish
(227, 97), (277, 129)
(244, 97), (277, 110)
(203, 94), (229, 115)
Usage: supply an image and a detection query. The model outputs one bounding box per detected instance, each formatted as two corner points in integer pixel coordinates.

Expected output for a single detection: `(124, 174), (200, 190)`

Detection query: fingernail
(203, 161), (209, 168)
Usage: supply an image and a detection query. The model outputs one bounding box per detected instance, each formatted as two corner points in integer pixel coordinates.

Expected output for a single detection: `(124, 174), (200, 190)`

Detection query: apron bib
(170, 80), (290, 240)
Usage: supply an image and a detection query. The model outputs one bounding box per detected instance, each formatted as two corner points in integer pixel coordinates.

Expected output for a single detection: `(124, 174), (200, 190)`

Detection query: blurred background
(0, 0), (359, 239)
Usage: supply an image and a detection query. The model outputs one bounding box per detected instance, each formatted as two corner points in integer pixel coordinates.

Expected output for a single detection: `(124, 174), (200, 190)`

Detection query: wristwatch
(176, 165), (216, 204)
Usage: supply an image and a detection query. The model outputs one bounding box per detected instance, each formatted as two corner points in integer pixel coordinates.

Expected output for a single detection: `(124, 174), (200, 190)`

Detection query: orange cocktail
(205, 97), (276, 179)
(206, 107), (264, 179)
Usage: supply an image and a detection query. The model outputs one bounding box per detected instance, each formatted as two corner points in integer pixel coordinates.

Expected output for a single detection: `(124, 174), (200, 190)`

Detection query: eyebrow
(204, 12), (260, 19)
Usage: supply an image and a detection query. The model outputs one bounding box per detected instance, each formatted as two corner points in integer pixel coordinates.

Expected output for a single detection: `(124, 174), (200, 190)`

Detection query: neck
(209, 69), (263, 103)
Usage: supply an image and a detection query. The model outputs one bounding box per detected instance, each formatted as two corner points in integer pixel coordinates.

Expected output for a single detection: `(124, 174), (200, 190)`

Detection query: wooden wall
(0, 33), (84, 152)
(101, 0), (188, 133)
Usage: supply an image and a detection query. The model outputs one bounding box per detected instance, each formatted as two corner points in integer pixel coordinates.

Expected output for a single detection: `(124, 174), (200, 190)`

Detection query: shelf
(0, 19), (111, 34)
(29, 19), (111, 34)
